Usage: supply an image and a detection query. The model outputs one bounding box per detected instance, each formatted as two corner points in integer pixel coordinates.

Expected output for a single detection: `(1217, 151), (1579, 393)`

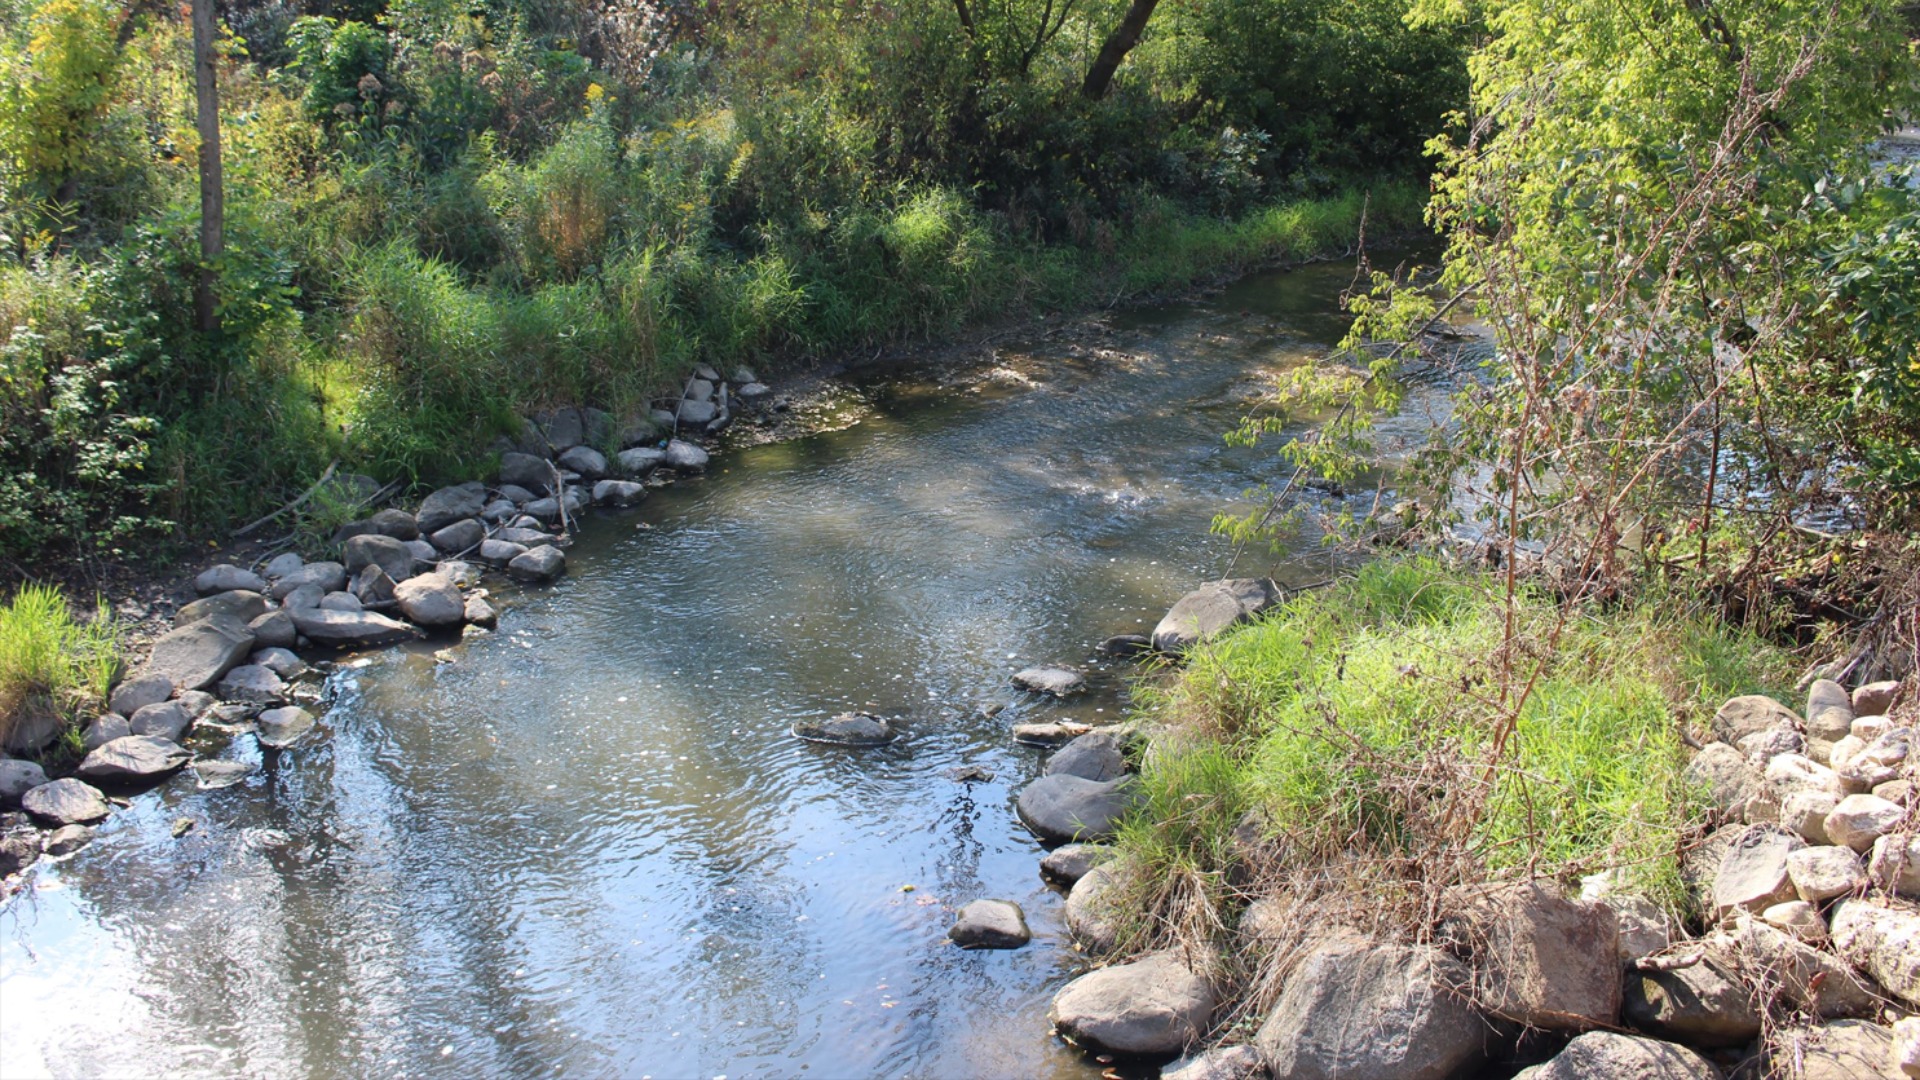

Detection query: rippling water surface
(2, 258), (1451, 1079)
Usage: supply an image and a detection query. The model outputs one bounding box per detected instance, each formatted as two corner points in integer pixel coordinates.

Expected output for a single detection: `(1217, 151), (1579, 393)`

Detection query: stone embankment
(0, 367), (772, 880)
(952, 574), (1917, 1080)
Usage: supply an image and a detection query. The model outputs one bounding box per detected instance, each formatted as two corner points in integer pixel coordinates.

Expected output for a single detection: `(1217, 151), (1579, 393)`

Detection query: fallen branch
(232, 461), (337, 538)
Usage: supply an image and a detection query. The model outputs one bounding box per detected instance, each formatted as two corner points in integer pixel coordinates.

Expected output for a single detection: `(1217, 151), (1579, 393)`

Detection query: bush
(0, 582), (119, 753)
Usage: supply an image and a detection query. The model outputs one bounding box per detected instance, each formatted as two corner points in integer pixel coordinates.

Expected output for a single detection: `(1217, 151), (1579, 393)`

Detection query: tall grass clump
(1106, 557), (1794, 1018)
(0, 583), (120, 752)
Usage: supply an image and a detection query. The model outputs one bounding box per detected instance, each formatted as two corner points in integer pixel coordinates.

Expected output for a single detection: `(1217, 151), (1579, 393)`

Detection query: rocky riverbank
(0, 366), (780, 884)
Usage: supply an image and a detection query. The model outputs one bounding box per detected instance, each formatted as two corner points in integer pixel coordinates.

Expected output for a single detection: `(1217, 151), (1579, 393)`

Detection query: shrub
(0, 582), (119, 752)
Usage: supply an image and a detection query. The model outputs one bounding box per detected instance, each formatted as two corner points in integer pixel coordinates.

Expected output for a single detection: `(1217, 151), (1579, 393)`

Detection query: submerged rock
(793, 712), (895, 746)
(1012, 721), (1093, 746)
(1012, 665), (1086, 697)
(193, 759), (258, 789)
(949, 899), (1030, 949)
(256, 706), (318, 750)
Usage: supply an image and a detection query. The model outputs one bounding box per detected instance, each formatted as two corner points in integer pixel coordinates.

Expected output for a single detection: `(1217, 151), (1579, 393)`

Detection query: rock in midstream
(948, 900), (1030, 949)
(1016, 774), (1136, 842)
(1044, 730), (1127, 782)
(792, 712), (895, 746)
(1049, 951), (1215, 1056)
(1011, 665), (1086, 697)
(256, 706), (318, 750)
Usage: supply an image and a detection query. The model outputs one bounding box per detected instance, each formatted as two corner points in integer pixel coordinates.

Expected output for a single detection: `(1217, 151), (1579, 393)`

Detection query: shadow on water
(2, 256), (1453, 1079)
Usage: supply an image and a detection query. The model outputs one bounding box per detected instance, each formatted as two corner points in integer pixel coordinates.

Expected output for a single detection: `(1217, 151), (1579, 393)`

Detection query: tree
(191, 0), (222, 332)
(1082, 0), (1158, 98)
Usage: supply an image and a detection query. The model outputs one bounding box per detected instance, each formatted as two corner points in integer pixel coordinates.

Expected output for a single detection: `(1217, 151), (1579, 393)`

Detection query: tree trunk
(192, 0), (223, 333)
(1081, 0), (1158, 100)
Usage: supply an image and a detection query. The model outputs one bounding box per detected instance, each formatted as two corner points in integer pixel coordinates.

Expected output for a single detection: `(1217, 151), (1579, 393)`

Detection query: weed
(0, 583), (121, 752)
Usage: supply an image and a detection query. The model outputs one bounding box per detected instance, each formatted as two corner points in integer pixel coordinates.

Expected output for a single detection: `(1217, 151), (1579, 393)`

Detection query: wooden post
(192, 0), (223, 333)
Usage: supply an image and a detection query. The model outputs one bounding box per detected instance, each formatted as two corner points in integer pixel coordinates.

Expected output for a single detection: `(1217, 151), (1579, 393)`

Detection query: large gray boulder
(75, 735), (191, 782)
(664, 439), (708, 472)
(949, 899), (1030, 949)
(21, 777), (111, 825)
(343, 534), (414, 583)
(415, 482), (487, 534)
(498, 451), (552, 493)
(1046, 731), (1128, 782)
(676, 399), (717, 426)
(194, 563), (266, 596)
(82, 712), (130, 750)
(1472, 881), (1621, 1030)
(289, 607), (417, 647)
(176, 589), (269, 626)
(1152, 579), (1282, 654)
(1017, 774), (1137, 842)
(1513, 1032), (1718, 1080)
(143, 614), (255, 691)
(0, 759), (49, 807)
(1254, 938), (1484, 1080)
(507, 545), (566, 584)
(269, 561), (347, 599)
(108, 672), (174, 717)
(1049, 951), (1215, 1056)
(394, 573), (465, 628)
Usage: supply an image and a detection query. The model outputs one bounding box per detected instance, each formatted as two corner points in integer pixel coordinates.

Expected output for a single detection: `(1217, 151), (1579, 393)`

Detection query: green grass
(1110, 557), (1796, 960)
(0, 583), (121, 752)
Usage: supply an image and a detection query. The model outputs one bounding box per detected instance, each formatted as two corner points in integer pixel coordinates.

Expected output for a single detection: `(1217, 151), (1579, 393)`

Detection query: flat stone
(176, 589), (269, 627)
(1045, 731), (1127, 782)
(1016, 774), (1136, 842)
(949, 899), (1030, 949)
(1516, 1032), (1718, 1080)
(792, 712), (894, 746)
(216, 664), (287, 704)
(1097, 634), (1154, 658)
(498, 451), (552, 493)
(1255, 938), (1483, 1080)
(289, 608), (417, 647)
(256, 706), (318, 749)
(415, 482), (488, 535)
(1050, 951), (1215, 1056)
(1152, 578), (1283, 654)
(495, 527), (558, 547)
(394, 573), (465, 627)
(558, 445), (607, 479)
(1789, 844), (1868, 903)
(129, 700), (193, 742)
(507, 545), (566, 584)
(344, 534), (415, 583)
(21, 778), (111, 825)
(76, 735), (191, 782)
(1714, 824), (1807, 914)
(1041, 842), (1113, 888)
(1012, 665), (1086, 697)
(1715, 695), (1803, 745)
(194, 564), (266, 596)
(248, 609), (297, 649)
(0, 759), (49, 807)
(1012, 721), (1092, 746)
(193, 759), (258, 789)
(593, 479), (647, 507)
(1830, 898), (1920, 1006)
(1826, 794), (1904, 851)
(108, 672), (174, 717)
(664, 439), (708, 471)
(429, 518), (485, 554)
(617, 447), (666, 475)
(41, 823), (95, 856)
(268, 561), (347, 600)
(143, 614), (255, 691)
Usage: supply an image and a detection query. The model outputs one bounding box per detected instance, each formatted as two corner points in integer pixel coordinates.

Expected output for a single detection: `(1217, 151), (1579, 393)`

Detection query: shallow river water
(2, 257), (1451, 1079)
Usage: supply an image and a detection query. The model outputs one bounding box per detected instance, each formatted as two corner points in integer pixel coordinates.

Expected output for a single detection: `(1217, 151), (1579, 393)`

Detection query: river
(1, 256), (1451, 1079)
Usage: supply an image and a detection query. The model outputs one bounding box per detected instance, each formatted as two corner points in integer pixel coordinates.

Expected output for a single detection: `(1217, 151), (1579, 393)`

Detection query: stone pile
(1, 397), (763, 882)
